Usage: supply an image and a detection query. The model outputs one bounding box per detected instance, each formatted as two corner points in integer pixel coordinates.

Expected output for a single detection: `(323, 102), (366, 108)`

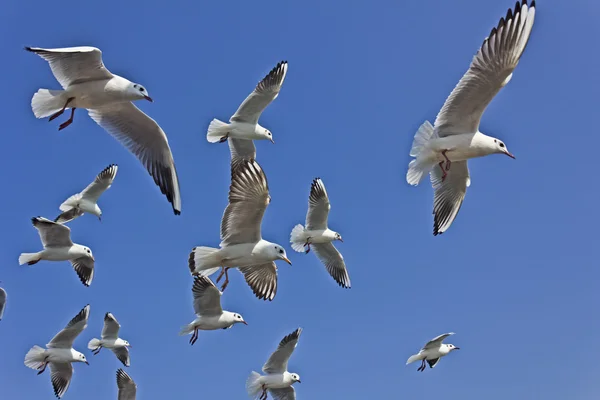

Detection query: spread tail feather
(31, 89), (67, 119)
(406, 353), (422, 365)
(290, 224), (306, 253)
(179, 324), (195, 336)
(206, 119), (230, 143)
(407, 120), (436, 186)
(188, 247), (221, 275)
(19, 253), (41, 266)
(246, 371), (262, 397)
(24, 345), (46, 370)
(87, 338), (101, 350)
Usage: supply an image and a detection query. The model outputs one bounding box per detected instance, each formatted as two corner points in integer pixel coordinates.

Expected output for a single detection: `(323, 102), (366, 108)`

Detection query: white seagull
(116, 369), (137, 400)
(406, 0), (536, 235)
(406, 332), (460, 372)
(206, 61), (288, 168)
(188, 159), (292, 301)
(26, 46), (181, 215)
(19, 217), (95, 287)
(247, 328), (302, 400)
(55, 164), (118, 224)
(179, 276), (247, 345)
(0, 286), (6, 321)
(88, 312), (132, 367)
(290, 178), (350, 288)
(24, 304), (90, 399)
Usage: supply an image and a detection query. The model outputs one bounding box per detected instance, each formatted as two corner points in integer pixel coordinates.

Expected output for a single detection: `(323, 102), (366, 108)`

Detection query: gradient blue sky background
(1, 0), (599, 398)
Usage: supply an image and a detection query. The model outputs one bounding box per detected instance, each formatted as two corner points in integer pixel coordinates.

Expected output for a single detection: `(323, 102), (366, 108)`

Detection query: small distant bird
(55, 164), (118, 224)
(24, 305), (90, 399)
(19, 217), (95, 286)
(188, 159), (292, 301)
(247, 328), (302, 400)
(406, 332), (460, 372)
(88, 313), (132, 367)
(206, 61), (288, 168)
(179, 276), (247, 345)
(406, 0), (536, 235)
(290, 178), (350, 288)
(116, 369), (137, 400)
(0, 286), (6, 321)
(25, 46), (181, 215)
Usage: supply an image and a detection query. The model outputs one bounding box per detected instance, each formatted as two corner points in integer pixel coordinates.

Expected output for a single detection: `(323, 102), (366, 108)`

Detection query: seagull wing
(230, 61), (288, 125)
(25, 46), (113, 89)
(191, 276), (223, 317)
(263, 328), (302, 374)
(270, 387), (296, 400)
(47, 305), (90, 349)
(50, 362), (73, 399)
(80, 164), (118, 202)
(32, 217), (73, 248)
(434, 0), (536, 136)
(101, 312), (121, 340)
(117, 369), (137, 400)
(238, 263), (278, 301)
(228, 138), (256, 171)
(0, 287), (6, 320)
(305, 178), (330, 231)
(423, 332), (455, 350)
(88, 102), (181, 215)
(431, 161), (470, 236)
(112, 347), (131, 367)
(70, 257), (95, 287)
(312, 243), (351, 289)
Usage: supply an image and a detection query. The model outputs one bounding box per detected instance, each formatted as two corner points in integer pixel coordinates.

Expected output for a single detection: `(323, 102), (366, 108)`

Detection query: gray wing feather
(80, 164), (118, 201)
(431, 161), (470, 236)
(32, 217), (73, 247)
(112, 347), (130, 367)
(117, 369), (137, 400)
(263, 328), (302, 374)
(423, 332), (455, 350)
(70, 257), (95, 287)
(192, 276), (223, 316)
(312, 243), (351, 288)
(238, 263), (278, 301)
(0, 287), (6, 320)
(270, 387), (296, 400)
(47, 305), (90, 348)
(228, 138), (256, 171)
(305, 178), (330, 230)
(50, 362), (73, 399)
(54, 208), (85, 224)
(101, 312), (121, 340)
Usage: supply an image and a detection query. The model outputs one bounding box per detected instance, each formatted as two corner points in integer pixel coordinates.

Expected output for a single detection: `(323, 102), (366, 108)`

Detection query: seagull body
(116, 369), (137, 400)
(88, 313), (131, 367)
(188, 159), (291, 301)
(180, 276), (246, 345)
(406, 0), (536, 235)
(55, 164), (118, 224)
(19, 217), (95, 286)
(0, 287), (6, 320)
(247, 328), (302, 400)
(24, 305), (90, 399)
(206, 61), (288, 149)
(26, 46), (181, 215)
(406, 332), (460, 372)
(290, 178), (350, 288)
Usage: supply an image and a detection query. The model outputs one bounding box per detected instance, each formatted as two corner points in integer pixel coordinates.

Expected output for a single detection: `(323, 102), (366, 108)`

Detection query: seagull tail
(409, 120), (435, 157)
(87, 338), (101, 351)
(19, 253), (41, 266)
(31, 89), (68, 119)
(406, 353), (422, 365)
(246, 371), (263, 397)
(407, 121), (436, 186)
(188, 247), (221, 275)
(206, 119), (231, 143)
(179, 323), (195, 336)
(24, 345), (46, 370)
(290, 224), (306, 253)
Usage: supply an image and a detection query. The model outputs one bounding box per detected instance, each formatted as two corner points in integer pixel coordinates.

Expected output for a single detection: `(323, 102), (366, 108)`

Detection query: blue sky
(1, 0), (599, 398)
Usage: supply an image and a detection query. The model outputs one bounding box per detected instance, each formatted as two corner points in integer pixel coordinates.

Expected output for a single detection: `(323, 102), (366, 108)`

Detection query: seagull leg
(92, 346), (102, 355)
(48, 97), (74, 122)
(216, 267), (226, 283)
(417, 359), (426, 372)
(190, 328), (198, 345)
(218, 133), (229, 143)
(260, 385), (268, 400)
(220, 268), (230, 291)
(304, 238), (312, 254)
(37, 360), (48, 375)
(438, 162), (448, 182)
(58, 107), (76, 131)
(442, 150), (451, 171)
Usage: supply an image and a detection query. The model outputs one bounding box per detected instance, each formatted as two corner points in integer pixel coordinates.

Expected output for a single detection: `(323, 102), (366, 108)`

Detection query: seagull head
(257, 126), (275, 144)
(233, 313), (248, 325)
(447, 343), (460, 352)
(77, 353), (89, 365)
(334, 232), (343, 243)
(493, 139), (515, 159)
(124, 340), (132, 348)
(273, 245), (292, 265)
(82, 246), (95, 262)
(290, 373), (301, 384)
(130, 82), (153, 102)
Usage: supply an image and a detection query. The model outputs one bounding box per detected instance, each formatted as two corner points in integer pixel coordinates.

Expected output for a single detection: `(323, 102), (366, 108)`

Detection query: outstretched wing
(263, 328), (302, 374)
(305, 178), (330, 230)
(48, 305), (90, 349)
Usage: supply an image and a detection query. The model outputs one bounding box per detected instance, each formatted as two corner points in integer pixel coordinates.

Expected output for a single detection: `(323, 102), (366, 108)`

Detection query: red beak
(144, 95), (153, 102)
(505, 152), (515, 159)
(242, 321), (248, 325)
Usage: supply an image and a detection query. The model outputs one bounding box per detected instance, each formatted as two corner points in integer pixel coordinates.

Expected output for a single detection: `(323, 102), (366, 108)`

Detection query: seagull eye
(279, 249), (283, 254)
(139, 87), (144, 92)
(499, 143), (505, 148)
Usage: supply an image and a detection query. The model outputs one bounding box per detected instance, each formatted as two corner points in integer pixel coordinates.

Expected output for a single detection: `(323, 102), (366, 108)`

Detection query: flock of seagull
(1, 0), (537, 398)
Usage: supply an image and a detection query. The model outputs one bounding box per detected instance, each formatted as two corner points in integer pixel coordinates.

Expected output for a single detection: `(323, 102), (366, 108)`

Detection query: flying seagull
(25, 46), (181, 215)
(406, 0), (536, 235)
(188, 159), (291, 301)
(406, 332), (460, 372)
(247, 328), (302, 400)
(88, 313), (132, 367)
(290, 178), (350, 288)
(24, 305), (90, 399)
(205, 61), (288, 169)
(179, 276), (247, 345)
(55, 164), (118, 224)
(19, 217), (95, 286)
(116, 369), (137, 400)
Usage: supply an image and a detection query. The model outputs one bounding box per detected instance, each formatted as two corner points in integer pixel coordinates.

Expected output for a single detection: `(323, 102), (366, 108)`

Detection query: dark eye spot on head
(499, 143), (505, 148)
(279, 249), (284, 254)
(494, 139), (497, 143)
(139, 87), (144, 92)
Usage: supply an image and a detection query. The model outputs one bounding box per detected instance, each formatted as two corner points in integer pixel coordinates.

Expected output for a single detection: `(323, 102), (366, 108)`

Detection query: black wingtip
(24, 46), (34, 52)
(174, 208), (181, 216)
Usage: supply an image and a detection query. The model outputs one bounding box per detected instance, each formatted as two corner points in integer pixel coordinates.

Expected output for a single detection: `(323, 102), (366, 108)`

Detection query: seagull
(179, 276), (247, 345)
(19, 217), (95, 287)
(25, 46), (181, 215)
(55, 164), (118, 224)
(406, 332), (460, 372)
(116, 369), (137, 400)
(87, 313), (132, 367)
(0, 286), (6, 321)
(247, 328), (302, 400)
(24, 304), (90, 399)
(405, 0), (536, 235)
(290, 178), (350, 288)
(188, 159), (291, 301)
(206, 61), (288, 160)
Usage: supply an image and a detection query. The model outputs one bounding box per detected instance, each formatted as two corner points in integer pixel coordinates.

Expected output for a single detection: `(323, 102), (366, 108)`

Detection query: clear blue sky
(1, 0), (599, 398)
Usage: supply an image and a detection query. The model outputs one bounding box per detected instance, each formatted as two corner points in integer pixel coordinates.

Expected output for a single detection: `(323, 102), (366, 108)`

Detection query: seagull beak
(297, 380), (302, 384)
(339, 238), (344, 242)
(127, 344), (132, 348)
(85, 361), (89, 365)
(505, 151), (515, 159)
(454, 347), (460, 350)
(242, 321), (248, 325)
(91, 256), (95, 262)
(98, 216), (102, 222)
(144, 95), (153, 102)
(282, 257), (292, 266)
(270, 138), (275, 144)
